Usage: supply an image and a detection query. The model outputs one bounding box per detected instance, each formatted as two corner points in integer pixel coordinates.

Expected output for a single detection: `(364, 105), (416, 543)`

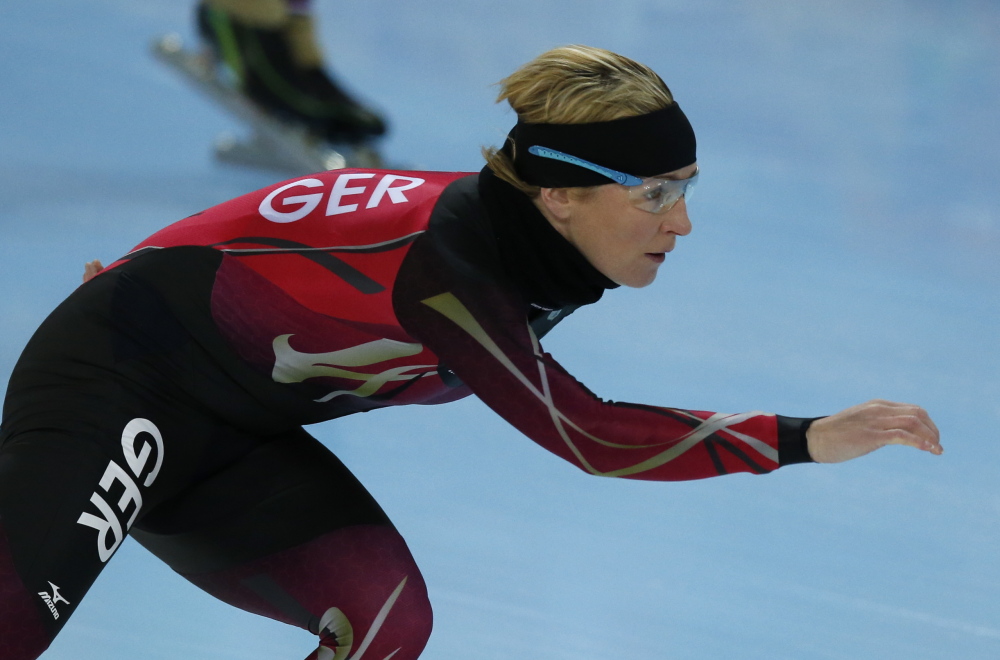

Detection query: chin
(620, 271), (658, 288)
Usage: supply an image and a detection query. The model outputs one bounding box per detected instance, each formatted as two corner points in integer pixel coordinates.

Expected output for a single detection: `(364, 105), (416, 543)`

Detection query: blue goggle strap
(527, 146), (644, 187)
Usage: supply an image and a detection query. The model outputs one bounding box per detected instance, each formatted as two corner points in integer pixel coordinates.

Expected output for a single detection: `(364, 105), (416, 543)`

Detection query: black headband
(508, 103), (697, 188)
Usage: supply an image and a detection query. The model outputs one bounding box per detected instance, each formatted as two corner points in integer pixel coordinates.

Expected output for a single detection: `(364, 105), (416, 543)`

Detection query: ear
(536, 186), (574, 226)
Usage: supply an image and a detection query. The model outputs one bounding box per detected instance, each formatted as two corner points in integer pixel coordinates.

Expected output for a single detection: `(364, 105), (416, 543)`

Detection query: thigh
(0, 342), (273, 648)
(0, 427), (126, 643)
(132, 428), (433, 660)
(0, 395), (230, 645)
(132, 426), (392, 573)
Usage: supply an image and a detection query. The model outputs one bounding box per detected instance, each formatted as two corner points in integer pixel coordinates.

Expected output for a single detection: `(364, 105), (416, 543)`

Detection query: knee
(316, 572), (432, 660)
(184, 524), (434, 660)
(312, 526), (433, 660)
(0, 614), (49, 660)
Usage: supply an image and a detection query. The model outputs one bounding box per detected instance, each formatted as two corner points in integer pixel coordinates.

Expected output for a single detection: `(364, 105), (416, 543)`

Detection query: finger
(879, 430), (925, 453)
(82, 260), (104, 283)
(896, 413), (940, 445)
(867, 398), (911, 410)
(880, 427), (943, 455)
(917, 408), (941, 439)
(874, 402), (939, 438)
(869, 406), (936, 438)
(909, 412), (941, 449)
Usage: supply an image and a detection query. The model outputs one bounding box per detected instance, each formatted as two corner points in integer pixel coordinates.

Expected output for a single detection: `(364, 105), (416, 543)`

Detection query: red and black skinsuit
(0, 167), (813, 660)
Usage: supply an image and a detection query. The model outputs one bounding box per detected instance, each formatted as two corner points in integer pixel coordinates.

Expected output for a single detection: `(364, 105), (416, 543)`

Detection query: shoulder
(121, 169), (476, 257)
(393, 173), (519, 309)
(411, 173), (508, 283)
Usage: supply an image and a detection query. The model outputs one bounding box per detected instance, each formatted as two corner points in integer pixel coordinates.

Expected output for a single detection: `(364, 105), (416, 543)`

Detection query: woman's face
(536, 163), (696, 288)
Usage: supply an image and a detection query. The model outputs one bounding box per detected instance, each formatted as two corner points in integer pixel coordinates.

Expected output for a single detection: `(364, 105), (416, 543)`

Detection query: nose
(661, 197), (692, 236)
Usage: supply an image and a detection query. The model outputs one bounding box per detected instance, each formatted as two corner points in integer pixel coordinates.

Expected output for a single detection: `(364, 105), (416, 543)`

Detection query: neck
(477, 167), (618, 310)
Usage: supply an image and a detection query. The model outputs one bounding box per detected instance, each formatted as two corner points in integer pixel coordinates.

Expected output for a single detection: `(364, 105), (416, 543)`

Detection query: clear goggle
(528, 145), (698, 214)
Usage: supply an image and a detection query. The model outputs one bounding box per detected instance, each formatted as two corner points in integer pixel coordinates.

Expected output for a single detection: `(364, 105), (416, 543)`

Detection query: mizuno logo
(38, 582), (70, 620)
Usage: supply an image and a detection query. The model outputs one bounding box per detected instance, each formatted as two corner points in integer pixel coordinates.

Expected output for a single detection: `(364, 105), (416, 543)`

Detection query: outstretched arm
(807, 399), (942, 463)
(397, 280), (942, 478)
(395, 232), (791, 481)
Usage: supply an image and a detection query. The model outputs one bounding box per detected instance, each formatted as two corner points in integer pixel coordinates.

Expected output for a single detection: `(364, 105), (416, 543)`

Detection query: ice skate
(151, 2), (387, 175)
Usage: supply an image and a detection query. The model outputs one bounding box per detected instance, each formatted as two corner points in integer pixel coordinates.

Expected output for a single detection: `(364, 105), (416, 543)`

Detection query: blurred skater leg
(196, 0), (386, 140)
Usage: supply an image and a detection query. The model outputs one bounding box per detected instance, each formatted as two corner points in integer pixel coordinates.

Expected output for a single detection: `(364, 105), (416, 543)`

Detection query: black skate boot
(196, 2), (387, 143)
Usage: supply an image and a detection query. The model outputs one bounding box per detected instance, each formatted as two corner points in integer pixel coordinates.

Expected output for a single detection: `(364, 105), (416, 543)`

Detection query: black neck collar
(478, 166), (619, 310)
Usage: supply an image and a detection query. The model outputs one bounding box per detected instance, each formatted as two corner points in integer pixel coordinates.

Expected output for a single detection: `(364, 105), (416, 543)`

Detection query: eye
(642, 186), (664, 202)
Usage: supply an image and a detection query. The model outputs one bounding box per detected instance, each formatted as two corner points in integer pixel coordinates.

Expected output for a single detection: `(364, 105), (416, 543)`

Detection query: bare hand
(807, 399), (942, 463)
(82, 259), (104, 283)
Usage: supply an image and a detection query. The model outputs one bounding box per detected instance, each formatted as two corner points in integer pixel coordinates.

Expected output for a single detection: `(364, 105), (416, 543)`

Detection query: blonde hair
(482, 45), (674, 197)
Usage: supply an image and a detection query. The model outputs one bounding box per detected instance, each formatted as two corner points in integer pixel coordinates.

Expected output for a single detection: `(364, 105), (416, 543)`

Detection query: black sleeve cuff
(776, 415), (822, 466)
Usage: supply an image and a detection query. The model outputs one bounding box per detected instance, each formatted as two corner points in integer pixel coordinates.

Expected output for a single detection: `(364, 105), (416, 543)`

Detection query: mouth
(645, 252), (666, 264)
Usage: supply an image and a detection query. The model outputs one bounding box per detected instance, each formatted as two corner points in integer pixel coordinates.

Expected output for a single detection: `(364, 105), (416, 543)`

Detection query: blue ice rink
(2, 1), (999, 658)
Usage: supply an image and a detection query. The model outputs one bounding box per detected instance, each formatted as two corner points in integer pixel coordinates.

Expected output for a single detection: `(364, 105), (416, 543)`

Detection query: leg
(196, 0), (387, 140)
(0, 519), (48, 660)
(0, 268), (217, 658)
(185, 526), (431, 660)
(0, 430), (131, 660)
(133, 428), (432, 660)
